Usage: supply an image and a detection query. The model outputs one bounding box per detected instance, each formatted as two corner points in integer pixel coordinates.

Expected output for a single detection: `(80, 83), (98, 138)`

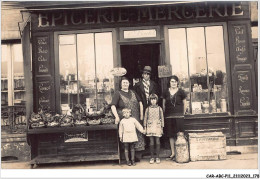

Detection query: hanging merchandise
(175, 132), (190, 163)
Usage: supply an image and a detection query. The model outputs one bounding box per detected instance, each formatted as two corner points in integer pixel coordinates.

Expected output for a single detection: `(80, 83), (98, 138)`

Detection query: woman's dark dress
(111, 90), (145, 151)
(162, 88), (187, 138)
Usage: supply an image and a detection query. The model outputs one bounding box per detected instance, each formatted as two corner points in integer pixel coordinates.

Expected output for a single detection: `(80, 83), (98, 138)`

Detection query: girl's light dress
(144, 105), (164, 137)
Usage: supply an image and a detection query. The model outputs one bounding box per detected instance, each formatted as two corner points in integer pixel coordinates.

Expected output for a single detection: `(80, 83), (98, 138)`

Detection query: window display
(169, 25), (229, 115)
(59, 32), (114, 115)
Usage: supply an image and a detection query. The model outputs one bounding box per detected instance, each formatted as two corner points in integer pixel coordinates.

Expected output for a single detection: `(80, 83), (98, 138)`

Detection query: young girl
(144, 93), (164, 164)
(119, 108), (145, 166)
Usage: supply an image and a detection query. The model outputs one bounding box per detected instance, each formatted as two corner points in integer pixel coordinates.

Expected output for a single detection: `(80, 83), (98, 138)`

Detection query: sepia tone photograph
(1, 1), (258, 178)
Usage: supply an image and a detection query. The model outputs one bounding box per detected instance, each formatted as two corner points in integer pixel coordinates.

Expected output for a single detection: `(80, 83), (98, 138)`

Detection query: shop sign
(64, 132), (88, 143)
(158, 65), (172, 78)
(110, 67), (127, 76)
(35, 2), (249, 28)
(124, 29), (156, 39)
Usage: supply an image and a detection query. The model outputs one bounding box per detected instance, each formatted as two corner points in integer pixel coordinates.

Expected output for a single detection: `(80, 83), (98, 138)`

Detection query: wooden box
(188, 132), (227, 161)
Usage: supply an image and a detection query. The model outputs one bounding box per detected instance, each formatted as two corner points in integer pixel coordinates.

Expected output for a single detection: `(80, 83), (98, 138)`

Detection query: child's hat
(149, 93), (158, 101)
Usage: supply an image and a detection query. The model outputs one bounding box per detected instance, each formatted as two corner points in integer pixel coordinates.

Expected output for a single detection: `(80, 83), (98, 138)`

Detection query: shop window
(59, 32), (114, 112)
(168, 25), (229, 114)
(1, 43), (26, 130)
(1, 44), (25, 106)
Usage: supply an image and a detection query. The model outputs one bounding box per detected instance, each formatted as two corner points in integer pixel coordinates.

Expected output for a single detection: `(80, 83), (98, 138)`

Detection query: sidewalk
(1, 153), (258, 169)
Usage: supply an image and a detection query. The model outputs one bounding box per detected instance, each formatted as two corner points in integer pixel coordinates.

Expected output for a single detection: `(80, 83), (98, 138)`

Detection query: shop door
(120, 44), (160, 88)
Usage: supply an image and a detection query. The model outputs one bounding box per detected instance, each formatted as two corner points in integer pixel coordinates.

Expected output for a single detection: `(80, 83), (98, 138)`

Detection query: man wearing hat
(133, 66), (160, 161)
(134, 66), (160, 117)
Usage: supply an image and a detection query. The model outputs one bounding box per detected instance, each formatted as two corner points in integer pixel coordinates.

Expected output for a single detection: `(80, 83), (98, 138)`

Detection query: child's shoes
(149, 158), (155, 164)
(156, 158), (161, 164)
(127, 161), (132, 166)
(131, 160), (136, 166)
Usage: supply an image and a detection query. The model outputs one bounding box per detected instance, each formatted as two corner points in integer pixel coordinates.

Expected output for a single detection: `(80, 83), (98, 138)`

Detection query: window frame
(164, 22), (233, 116)
(54, 28), (118, 113)
(1, 43), (26, 106)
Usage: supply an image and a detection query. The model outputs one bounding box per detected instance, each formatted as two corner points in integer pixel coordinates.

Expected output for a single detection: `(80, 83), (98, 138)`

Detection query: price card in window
(192, 102), (202, 114)
(158, 65), (172, 78)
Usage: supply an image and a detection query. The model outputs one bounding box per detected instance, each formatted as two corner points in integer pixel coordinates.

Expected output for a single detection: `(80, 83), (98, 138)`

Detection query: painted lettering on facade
(39, 96), (50, 108)
(39, 83), (51, 93)
(38, 55), (47, 62)
(236, 71), (252, 109)
(39, 64), (48, 73)
(239, 86), (250, 95)
(233, 25), (248, 63)
(238, 74), (248, 83)
(37, 2), (246, 27)
(240, 97), (250, 107)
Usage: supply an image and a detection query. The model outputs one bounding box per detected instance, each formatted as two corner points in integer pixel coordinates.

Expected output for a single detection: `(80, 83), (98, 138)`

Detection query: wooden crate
(188, 132), (227, 161)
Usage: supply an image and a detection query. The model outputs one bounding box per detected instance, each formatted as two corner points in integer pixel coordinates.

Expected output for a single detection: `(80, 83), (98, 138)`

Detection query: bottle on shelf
(220, 99), (227, 112)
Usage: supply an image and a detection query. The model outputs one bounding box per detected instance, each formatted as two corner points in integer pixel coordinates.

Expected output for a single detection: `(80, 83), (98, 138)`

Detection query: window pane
(206, 26), (228, 113)
(168, 25), (228, 115)
(13, 44), (25, 104)
(13, 44), (24, 77)
(1, 45), (8, 106)
(77, 33), (96, 110)
(59, 32), (114, 113)
(187, 27), (208, 114)
(168, 28), (190, 113)
(95, 32), (114, 110)
(1, 45), (8, 77)
(59, 34), (77, 108)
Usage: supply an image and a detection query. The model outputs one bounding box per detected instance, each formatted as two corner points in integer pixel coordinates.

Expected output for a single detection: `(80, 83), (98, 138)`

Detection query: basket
(100, 118), (115, 125)
(60, 123), (73, 127)
(74, 120), (87, 126)
(46, 122), (60, 128)
(31, 123), (45, 128)
(88, 119), (101, 125)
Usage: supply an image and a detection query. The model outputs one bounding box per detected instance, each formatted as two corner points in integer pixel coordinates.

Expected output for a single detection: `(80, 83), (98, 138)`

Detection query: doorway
(120, 43), (160, 88)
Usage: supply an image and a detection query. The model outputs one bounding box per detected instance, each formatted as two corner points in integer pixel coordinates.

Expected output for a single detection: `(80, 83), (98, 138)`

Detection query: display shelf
(27, 124), (117, 134)
(27, 124), (120, 167)
(30, 154), (120, 166)
(184, 112), (230, 119)
(1, 90), (8, 93)
(165, 113), (231, 120)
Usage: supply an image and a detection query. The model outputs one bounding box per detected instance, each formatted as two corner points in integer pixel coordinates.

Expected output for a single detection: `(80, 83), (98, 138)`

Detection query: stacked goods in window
(72, 104), (87, 126)
(85, 100), (115, 125)
(30, 112), (45, 128)
(60, 114), (73, 127)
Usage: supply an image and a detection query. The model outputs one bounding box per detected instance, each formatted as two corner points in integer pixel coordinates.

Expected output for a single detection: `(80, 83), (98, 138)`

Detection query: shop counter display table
(27, 124), (120, 168)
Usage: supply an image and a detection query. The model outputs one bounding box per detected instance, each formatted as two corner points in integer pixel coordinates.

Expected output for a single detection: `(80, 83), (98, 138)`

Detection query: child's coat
(119, 117), (144, 143)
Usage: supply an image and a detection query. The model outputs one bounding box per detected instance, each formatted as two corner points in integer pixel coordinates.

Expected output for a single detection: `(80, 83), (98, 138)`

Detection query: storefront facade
(22, 1), (257, 165)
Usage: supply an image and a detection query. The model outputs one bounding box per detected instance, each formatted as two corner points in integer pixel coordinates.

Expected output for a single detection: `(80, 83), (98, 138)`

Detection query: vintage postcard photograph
(1, 1), (258, 178)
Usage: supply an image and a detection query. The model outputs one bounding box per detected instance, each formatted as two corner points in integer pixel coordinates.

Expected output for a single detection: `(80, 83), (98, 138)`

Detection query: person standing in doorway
(133, 66), (160, 115)
(162, 75), (187, 161)
(133, 66), (160, 160)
